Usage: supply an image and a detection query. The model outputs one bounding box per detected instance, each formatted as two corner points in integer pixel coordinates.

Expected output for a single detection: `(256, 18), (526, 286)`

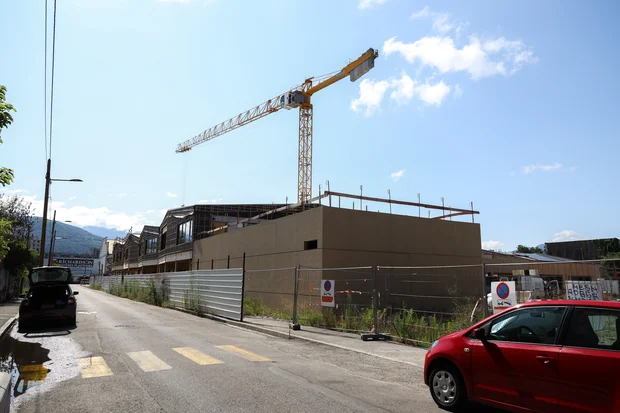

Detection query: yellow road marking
(127, 351), (172, 372)
(78, 357), (113, 379)
(173, 347), (223, 366)
(215, 345), (270, 362)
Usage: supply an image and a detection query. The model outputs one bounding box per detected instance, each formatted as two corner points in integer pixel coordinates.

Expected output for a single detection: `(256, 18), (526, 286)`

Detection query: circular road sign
(496, 282), (510, 300)
(323, 280), (332, 292)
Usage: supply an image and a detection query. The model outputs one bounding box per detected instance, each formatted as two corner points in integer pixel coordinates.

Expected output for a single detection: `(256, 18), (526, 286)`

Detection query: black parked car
(19, 266), (79, 331)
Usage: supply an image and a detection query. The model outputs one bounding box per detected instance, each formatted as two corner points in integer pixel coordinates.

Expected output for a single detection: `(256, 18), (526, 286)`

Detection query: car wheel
(18, 320), (30, 332)
(70, 316), (77, 327)
(429, 363), (466, 411)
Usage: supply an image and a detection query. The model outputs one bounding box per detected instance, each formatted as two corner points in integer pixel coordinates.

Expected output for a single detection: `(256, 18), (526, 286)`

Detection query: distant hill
(82, 226), (128, 239)
(32, 217), (103, 256)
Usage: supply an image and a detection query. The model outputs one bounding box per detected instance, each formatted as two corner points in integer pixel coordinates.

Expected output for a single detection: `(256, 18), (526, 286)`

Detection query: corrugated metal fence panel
(90, 270), (244, 321)
(167, 269), (243, 321)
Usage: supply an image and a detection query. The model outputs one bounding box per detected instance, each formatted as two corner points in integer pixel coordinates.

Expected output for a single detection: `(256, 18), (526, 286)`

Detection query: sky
(1, 0), (619, 252)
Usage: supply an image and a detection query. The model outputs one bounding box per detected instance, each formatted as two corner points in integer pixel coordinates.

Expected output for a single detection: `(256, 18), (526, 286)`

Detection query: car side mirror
(73, 291), (79, 295)
(474, 328), (487, 341)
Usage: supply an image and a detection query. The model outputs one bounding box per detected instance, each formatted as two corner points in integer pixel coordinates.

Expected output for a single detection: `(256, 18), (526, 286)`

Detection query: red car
(424, 300), (620, 413)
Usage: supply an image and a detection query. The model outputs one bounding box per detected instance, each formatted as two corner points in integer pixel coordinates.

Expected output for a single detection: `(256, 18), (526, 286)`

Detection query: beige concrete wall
(193, 207), (324, 309)
(192, 206), (484, 312)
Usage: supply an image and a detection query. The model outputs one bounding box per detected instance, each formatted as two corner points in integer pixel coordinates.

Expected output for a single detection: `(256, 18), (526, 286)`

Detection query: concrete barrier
(0, 372), (10, 413)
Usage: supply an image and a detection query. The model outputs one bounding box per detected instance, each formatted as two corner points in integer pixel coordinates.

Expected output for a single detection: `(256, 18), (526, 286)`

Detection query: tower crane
(176, 48), (378, 204)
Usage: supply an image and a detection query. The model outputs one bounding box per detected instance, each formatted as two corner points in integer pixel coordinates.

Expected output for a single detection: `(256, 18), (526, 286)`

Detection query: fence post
(291, 266), (301, 330)
(240, 253), (246, 322)
(211, 259), (214, 270)
(227, 255), (230, 269)
(196, 259), (200, 271)
(372, 265), (379, 333)
(482, 263), (489, 318)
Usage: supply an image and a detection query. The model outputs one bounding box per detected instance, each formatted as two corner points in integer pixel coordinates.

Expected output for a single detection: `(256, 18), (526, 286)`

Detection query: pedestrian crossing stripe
(78, 357), (113, 379)
(215, 345), (271, 362)
(127, 351), (172, 372)
(173, 347), (223, 365)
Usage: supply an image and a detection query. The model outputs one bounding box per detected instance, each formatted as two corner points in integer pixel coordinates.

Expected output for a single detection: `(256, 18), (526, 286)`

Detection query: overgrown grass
(245, 294), (484, 348)
(244, 297), (293, 321)
(183, 277), (204, 315)
(106, 279), (169, 307)
(90, 283), (103, 291)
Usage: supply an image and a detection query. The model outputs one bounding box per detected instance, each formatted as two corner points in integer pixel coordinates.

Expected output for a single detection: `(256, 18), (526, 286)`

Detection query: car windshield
(30, 268), (71, 284)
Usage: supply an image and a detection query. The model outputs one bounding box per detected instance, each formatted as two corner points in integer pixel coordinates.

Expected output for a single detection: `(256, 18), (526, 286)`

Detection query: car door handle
(536, 355), (553, 364)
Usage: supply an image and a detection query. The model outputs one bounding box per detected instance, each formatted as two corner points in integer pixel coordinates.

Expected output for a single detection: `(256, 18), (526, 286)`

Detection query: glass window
(488, 306), (566, 345)
(177, 221), (193, 244)
(146, 238), (157, 255)
(564, 308), (620, 350)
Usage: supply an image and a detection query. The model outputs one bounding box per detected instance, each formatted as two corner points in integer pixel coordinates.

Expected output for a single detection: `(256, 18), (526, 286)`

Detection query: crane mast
(176, 48), (378, 203)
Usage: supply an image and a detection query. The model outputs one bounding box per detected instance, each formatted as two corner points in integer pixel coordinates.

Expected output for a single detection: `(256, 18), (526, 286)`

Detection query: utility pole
(47, 210), (57, 266)
(39, 159), (51, 266)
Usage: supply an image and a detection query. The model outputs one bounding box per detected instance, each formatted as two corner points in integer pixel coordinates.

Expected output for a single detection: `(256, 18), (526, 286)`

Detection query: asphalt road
(8, 286), (502, 413)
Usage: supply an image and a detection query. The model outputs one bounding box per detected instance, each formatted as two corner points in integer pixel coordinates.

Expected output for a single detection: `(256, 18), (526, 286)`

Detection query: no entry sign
(321, 279), (335, 307)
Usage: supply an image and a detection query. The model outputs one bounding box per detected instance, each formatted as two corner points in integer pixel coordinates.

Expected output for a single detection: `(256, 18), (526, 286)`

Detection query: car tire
(70, 316), (77, 327)
(429, 363), (467, 411)
(18, 320), (30, 332)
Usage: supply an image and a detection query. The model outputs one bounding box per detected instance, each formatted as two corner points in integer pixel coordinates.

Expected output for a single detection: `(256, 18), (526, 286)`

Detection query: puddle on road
(0, 334), (51, 399)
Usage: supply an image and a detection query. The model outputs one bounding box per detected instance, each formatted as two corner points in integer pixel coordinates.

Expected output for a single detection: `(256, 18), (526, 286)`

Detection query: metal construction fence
(90, 258), (620, 347)
(90, 269), (244, 321)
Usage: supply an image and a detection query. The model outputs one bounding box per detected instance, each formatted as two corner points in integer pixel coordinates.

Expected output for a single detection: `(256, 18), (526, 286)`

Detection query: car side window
(564, 308), (620, 351)
(488, 306), (566, 345)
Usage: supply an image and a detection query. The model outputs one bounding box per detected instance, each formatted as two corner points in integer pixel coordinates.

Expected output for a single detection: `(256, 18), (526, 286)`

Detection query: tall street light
(39, 158), (83, 266)
(47, 210), (74, 266)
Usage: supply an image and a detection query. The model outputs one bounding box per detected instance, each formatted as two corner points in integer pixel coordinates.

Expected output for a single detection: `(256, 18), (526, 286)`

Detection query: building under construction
(111, 190), (482, 311)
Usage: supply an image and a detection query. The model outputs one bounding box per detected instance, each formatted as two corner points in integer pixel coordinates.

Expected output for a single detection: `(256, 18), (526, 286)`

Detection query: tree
(0, 85), (17, 187)
(0, 220), (11, 260)
(0, 195), (33, 241)
(517, 245), (543, 254)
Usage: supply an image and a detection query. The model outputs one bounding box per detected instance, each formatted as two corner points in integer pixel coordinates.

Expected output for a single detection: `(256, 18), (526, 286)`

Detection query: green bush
(183, 277), (204, 315)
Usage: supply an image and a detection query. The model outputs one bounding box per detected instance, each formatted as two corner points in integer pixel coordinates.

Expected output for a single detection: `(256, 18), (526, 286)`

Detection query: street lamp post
(38, 158), (82, 266)
(48, 214), (73, 266)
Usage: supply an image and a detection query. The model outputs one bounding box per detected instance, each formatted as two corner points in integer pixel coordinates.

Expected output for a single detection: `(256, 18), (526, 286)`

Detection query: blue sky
(1, 0), (618, 251)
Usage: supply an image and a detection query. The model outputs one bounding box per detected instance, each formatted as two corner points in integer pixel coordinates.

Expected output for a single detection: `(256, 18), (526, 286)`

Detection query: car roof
(516, 299), (620, 309)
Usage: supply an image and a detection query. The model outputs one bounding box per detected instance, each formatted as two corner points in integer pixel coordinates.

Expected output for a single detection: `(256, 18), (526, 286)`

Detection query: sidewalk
(0, 299), (20, 338)
(241, 316), (428, 368)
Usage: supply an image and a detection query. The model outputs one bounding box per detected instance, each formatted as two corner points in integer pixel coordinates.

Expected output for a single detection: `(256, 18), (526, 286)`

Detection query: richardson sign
(54, 258), (95, 268)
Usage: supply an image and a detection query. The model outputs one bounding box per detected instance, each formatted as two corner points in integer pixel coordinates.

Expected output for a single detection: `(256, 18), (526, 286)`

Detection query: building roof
(513, 253), (572, 262)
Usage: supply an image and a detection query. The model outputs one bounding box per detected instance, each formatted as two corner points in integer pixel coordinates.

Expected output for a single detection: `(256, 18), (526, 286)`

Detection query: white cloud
(358, 0), (387, 10)
(1, 189), (27, 195)
(410, 6), (430, 19)
(482, 240), (504, 250)
(453, 84), (463, 98)
(22, 195), (147, 231)
(350, 79), (390, 116)
(110, 192), (129, 199)
(68, 196), (77, 201)
(410, 6), (466, 35)
(386, 73), (451, 107)
(145, 209), (155, 214)
(390, 74), (416, 105)
(416, 80), (451, 106)
(522, 162), (569, 174)
(159, 209), (168, 216)
(166, 192), (177, 198)
(552, 230), (580, 242)
(383, 35), (536, 79)
(390, 169), (405, 181)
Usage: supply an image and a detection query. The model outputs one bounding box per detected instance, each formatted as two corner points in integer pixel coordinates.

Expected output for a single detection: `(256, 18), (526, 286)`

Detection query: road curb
(179, 311), (423, 368)
(0, 316), (16, 341)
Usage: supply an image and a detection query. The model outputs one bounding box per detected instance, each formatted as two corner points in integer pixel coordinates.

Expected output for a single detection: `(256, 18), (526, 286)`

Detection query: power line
(44, 0), (48, 161)
(48, 0), (57, 159)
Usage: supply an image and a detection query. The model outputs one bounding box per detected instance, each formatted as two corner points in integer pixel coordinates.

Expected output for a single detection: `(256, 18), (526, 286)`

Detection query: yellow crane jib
(176, 48), (378, 203)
